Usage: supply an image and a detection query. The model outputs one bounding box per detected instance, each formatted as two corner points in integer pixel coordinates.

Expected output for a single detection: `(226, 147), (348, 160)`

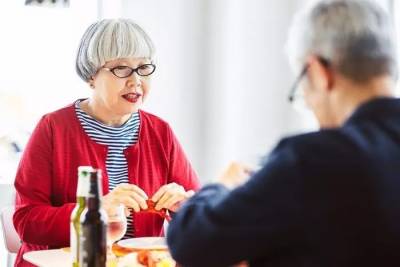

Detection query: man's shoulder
(274, 129), (360, 161)
(278, 129), (345, 147)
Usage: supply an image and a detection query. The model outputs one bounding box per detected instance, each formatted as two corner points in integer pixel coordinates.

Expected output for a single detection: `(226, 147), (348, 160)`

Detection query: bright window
(0, 1), (97, 183)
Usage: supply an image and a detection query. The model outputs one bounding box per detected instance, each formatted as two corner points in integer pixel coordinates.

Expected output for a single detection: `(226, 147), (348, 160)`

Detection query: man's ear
(306, 56), (334, 91)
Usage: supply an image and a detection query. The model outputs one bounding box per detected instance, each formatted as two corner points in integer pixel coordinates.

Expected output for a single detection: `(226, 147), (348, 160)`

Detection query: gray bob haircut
(76, 18), (155, 82)
(286, 0), (398, 82)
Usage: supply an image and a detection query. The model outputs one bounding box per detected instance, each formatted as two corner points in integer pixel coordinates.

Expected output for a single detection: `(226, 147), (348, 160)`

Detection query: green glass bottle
(70, 166), (92, 267)
(79, 169), (108, 267)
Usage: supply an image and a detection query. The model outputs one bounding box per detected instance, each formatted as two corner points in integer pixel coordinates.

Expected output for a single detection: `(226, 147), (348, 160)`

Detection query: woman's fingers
(117, 191), (148, 212)
(117, 183), (148, 199)
(151, 184), (169, 203)
(119, 195), (140, 212)
(152, 183), (187, 211)
(155, 189), (174, 210)
(103, 184), (148, 213)
(166, 190), (196, 212)
(163, 194), (185, 210)
(103, 183), (195, 215)
(130, 191), (148, 210)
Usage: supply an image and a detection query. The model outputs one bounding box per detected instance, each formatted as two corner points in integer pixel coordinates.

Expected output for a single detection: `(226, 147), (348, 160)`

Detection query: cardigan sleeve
(166, 126), (200, 191)
(13, 115), (75, 247)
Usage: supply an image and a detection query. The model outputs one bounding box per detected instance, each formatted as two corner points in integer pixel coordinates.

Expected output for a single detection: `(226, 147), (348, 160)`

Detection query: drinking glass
(106, 204), (127, 258)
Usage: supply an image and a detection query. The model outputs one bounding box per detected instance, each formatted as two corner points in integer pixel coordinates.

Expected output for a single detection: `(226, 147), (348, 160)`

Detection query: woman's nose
(127, 73), (142, 88)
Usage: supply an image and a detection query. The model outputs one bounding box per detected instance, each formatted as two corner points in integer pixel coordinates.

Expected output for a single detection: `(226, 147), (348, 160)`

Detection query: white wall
(0, 1), (97, 264)
(120, 0), (315, 182)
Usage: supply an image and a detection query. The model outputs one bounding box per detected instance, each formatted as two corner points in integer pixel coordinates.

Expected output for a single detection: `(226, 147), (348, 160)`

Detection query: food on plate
(113, 237), (167, 257)
(117, 251), (176, 267)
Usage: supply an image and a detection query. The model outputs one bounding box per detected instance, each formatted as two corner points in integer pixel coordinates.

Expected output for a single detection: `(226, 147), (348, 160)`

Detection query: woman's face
(90, 57), (153, 117)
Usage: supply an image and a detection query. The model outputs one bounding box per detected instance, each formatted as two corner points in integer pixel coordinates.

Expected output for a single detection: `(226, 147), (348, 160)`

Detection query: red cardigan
(13, 103), (199, 267)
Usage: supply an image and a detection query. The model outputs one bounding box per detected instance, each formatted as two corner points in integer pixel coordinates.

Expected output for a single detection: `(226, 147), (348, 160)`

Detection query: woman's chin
(122, 102), (141, 113)
(121, 108), (139, 116)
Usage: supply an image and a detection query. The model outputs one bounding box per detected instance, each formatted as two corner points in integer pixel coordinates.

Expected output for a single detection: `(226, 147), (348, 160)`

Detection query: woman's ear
(89, 78), (95, 89)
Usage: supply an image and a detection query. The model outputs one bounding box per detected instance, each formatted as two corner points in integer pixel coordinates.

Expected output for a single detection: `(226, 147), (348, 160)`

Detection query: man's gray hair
(76, 18), (155, 82)
(286, 0), (397, 82)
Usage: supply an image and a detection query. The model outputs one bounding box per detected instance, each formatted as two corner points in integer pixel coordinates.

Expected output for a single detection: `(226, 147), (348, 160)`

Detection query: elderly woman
(13, 19), (199, 266)
(167, 0), (400, 266)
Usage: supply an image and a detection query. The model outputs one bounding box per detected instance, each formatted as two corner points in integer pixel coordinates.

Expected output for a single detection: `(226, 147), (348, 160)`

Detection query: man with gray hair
(167, 0), (400, 266)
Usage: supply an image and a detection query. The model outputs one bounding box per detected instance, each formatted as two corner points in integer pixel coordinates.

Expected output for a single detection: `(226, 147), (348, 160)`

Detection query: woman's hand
(151, 183), (195, 212)
(102, 183), (148, 214)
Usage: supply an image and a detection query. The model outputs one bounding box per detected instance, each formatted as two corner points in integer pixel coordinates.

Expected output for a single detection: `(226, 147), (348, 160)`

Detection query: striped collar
(74, 100), (140, 142)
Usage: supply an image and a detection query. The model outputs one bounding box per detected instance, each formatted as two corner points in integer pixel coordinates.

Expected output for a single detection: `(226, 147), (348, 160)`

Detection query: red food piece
(137, 250), (150, 266)
(142, 200), (172, 221)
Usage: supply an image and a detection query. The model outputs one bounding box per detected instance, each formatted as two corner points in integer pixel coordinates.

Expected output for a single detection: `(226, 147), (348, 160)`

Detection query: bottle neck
(87, 170), (102, 211)
(87, 196), (100, 211)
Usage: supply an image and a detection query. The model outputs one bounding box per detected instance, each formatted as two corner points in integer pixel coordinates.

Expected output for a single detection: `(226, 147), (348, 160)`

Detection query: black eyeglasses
(288, 65), (309, 103)
(102, 63), (156, 78)
(287, 57), (330, 103)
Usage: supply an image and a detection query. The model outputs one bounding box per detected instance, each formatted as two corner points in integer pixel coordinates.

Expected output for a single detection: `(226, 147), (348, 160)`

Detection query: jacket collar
(344, 97), (400, 126)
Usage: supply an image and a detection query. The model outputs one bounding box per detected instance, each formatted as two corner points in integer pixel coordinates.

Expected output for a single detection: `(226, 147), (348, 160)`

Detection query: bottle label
(77, 166), (92, 197)
(70, 221), (78, 265)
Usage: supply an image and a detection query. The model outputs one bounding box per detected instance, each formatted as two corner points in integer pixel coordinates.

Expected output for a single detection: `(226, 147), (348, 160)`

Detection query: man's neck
(333, 75), (395, 127)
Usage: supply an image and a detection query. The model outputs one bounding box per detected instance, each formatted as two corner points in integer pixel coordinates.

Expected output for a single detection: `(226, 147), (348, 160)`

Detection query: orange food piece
(137, 250), (175, 267)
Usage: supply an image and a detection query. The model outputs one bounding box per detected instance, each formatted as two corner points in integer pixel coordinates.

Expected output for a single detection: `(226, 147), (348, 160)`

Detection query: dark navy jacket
(167, 98), (400, 267)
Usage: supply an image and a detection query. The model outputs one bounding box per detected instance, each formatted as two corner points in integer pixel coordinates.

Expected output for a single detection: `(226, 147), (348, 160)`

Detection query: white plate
(23, 249), (71, 267)
(117, 237), (167, 250)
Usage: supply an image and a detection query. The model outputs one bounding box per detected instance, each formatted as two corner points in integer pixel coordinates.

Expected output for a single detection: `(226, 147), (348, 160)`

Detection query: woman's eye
(115, 66), (130, 70)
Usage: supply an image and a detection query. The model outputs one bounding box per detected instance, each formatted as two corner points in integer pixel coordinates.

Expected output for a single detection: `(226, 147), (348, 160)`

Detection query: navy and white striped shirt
(75, 100), (139, 238)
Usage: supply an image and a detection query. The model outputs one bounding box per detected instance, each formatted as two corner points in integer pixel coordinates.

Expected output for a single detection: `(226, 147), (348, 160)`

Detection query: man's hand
(217, 162), (253, 189)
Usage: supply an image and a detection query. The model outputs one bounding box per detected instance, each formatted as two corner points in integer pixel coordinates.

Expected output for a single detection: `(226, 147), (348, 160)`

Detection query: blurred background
(0, 0), (396, 264)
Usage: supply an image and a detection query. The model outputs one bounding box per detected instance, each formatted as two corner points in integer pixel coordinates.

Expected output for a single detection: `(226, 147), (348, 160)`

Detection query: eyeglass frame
(102, 63), (156, 78)
(288, 57), (330, 103)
